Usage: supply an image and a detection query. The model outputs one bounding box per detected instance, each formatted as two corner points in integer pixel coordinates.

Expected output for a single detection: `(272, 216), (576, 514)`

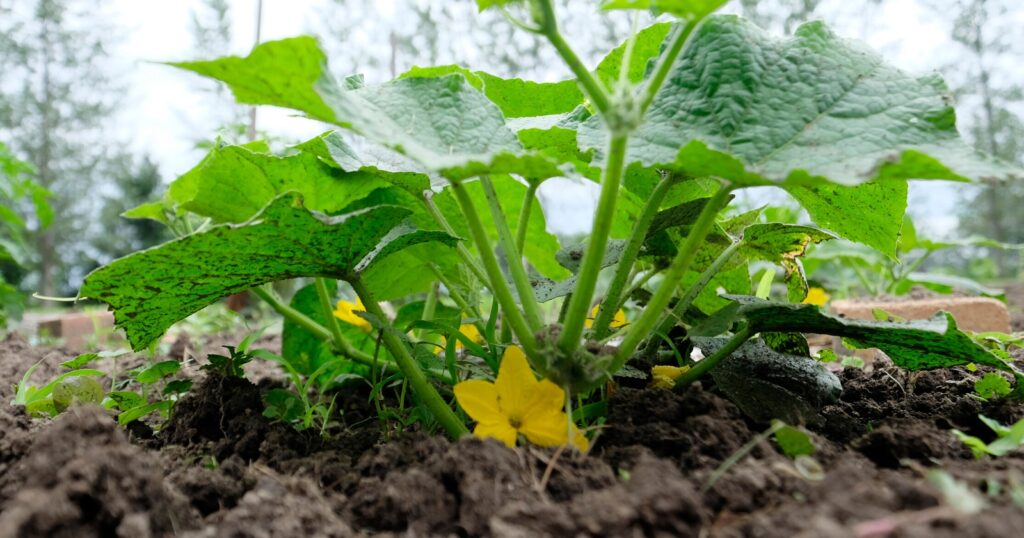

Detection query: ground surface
(1, 330), (1023, 537)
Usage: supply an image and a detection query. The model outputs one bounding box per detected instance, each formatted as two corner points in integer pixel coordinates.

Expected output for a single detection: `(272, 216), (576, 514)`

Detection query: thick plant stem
(421, 196), (488, 285)
(515, 182), (539, 256)
(641, 240), (742, 358)
(674, 325), (754, 389)
(480, 175), (543, 330)
(592, 175), (675, 339)
(613, 184), (733, 367)
(558, 135), (629, 353)
(640, 19), (700, 114)
(449, 180), (539, 357)
(314, 278), (347, 350)
(350, 278), (469, 439)
(535, 0), (612, 114)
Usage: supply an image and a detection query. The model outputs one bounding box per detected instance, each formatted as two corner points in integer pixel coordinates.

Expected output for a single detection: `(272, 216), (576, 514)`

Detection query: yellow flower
(333, 298), (371, 333)
(454, 346), (589, 451)
(584, 304), (627, 329)
(651, 365), (690, 390)
(454, 323), (483, 350)
(802, 287), (830, 306)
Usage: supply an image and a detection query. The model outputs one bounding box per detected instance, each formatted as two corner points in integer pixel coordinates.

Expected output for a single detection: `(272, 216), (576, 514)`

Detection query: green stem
(426, 264), (489, 345)
(613, 184), (733, 367)
(640, 19), (700, 114)
(674, 325), (754, 388)
(314, 278), (347, 350)
(350, 278), (469, 439)
(515, 182), (539, 256)
(535, 0), (612, 114)
(449, 180), (539, 357)
(642, 240), (742, 358)
(558, 135), (629, 353)
(422, 195), (488, 285)
(592, 175), (675, 339)
(480, 175), (543, 330)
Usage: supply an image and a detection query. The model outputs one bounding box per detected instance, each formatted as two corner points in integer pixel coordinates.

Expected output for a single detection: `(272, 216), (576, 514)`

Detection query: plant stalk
(558, 134), (629, 353)
(480, 175), (544, 330)
(592, 175), (675, 339)
(515, 182), (539, 256)
(641, 240), (742, 358)
(613, 184), (733, 367)
(449, 180), (539, 357)
(314, 278), (347, 349)
(350, 278), (469, 439)
(674, 325), (754, 388)
(534, 0), (612, 114)
(421, 195), (488, 285)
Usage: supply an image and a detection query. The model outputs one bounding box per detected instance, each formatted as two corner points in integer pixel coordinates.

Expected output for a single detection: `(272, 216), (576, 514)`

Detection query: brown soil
(1, 334), (1024, 537)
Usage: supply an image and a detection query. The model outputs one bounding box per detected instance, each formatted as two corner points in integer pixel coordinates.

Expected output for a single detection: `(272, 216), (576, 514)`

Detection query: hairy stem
(558, 135), (629, 353)
(515, 182), (539, 256)
(534, 0), (612, 114)
(350, 278), (469, 439)
(613, 184), (733, 367)
(592, 175), (675, 339)
(421, 195), (488, 285)
(480, 175), (544, 330)
(314, 278), (347, 350)
(642, 240), (742, 358)
(674, 325), (754, 388)
(449, 180), (539, 357)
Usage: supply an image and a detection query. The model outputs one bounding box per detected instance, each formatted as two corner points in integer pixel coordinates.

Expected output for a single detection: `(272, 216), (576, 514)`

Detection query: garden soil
(1, 333), (1024, 536)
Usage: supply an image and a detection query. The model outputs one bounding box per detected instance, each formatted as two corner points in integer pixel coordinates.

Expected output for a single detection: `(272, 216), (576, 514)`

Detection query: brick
(830, 297), (1011, 333)
(36, 311), (116, 350)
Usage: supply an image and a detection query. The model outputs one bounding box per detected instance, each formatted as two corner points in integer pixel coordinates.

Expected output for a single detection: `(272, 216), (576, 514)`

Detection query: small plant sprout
(454, 346), (588, 451)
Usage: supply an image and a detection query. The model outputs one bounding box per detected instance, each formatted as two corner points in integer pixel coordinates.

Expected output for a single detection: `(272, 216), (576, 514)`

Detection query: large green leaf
(721, 296), (1021, 378)
(173, 39), (563, 181)
(81, 194), (457, 349)
(170, 144), (391, 223)
(786, 181), (907, 257)
(580, 16), (1019, 188)
(601, 0), (728, 20)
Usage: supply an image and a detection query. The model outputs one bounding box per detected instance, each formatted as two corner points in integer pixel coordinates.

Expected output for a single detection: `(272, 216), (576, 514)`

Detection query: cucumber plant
(80, 1), (1023, 443)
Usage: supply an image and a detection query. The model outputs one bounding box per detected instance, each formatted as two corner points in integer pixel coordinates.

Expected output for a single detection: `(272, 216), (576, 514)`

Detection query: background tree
(939, 0), (1024, 277)
(0, 0), (119, 297)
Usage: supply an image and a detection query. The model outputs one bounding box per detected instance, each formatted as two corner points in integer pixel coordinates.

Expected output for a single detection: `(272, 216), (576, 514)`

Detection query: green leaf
(739, 223), (835, 301)
(170, 144), (391, 223)
(122, 202), (171, 225)
(106, 390), (145, 411)
(134, 360), (181, 384)
(118, 400), (174, 425)
(594, 23), (673, 88)
(786, 181), (907, 257)
(975, 373), (1012, 399)
(174, 42), (562, 180)
(772, 420), (816, 458)
(600, 0), (728, 20)
(722, 295), (1021, 378)
(81, 194), (457, 350)
(581, 16), (1020, 187)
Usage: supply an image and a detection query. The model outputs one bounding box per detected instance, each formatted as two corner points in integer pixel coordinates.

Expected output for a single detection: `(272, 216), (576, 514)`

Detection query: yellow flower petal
(333, 299), (371, 332)
(525, 379), (565, 413)
(455, 323), (483, 350)
(573, 426), (590, 452)
(518, 408), (569, 447)
(650, 365), (690, 390)
(803, 287), (830, 306)
(584, 304), (627, 329)
(494, 346), (537, 419)
(473, 420), (518, 448)
(453, 379), (501, 424)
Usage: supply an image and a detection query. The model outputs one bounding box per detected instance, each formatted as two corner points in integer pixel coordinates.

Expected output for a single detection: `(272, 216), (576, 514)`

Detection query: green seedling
(78, 0), (1022, 446)
(954, 415), (1024, 458)
(255, 349), (345, 435)
(11, 361), (104, 417)
(204, 346), (254, 378)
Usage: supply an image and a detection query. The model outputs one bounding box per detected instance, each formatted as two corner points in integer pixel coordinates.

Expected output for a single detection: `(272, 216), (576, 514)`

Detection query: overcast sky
(104, 0), (1011, 236)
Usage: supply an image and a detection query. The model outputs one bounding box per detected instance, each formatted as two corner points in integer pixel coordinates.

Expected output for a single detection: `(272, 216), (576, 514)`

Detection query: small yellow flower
(454, 346), (588, 451)
(333, 298), (371, 333)
(651, 365), (690, 390)
(454, 323), (483, 350)
(803, 287), (830, 306)
(584, 304), (627, 329)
